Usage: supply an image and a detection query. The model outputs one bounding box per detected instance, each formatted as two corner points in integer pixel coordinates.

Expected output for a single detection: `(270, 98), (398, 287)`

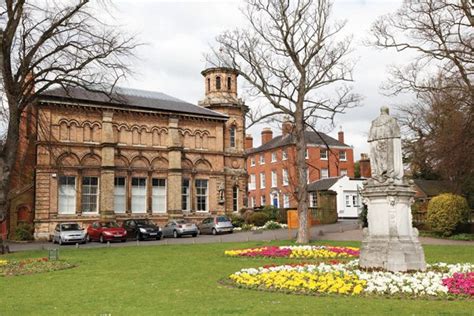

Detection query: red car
(86, 221), (127, 243)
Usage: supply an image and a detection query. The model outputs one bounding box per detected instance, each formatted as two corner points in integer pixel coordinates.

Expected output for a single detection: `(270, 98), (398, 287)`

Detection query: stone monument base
(359, 182), (426, 272)
(359, 232), (426, 272)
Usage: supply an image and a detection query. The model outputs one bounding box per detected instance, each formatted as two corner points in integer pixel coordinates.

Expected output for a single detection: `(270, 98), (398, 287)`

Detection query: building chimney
(282, 116), (294, 136)
(261, 128), (273, 145)
(245, 134), (253, 149)
(338, 130), (344, 144)
(359, 153), (372, 179)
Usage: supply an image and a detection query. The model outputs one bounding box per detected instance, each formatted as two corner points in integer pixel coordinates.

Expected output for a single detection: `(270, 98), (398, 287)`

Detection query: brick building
(246, 120), (355, 209)
(8, 67), (248, 240)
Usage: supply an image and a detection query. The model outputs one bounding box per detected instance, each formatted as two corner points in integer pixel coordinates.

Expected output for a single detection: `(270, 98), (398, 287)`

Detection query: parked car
(86, 221), (127, 243)
(123, 219), (162, 241)
(162, 220), (198, 238)
(52, 222), (87, 245)
(198, 215), (233, 235)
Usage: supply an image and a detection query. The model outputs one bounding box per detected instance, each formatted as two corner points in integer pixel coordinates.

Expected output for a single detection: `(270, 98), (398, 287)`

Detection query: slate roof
(307, 177), (342, 192)
(247, 130), (350, 154)
(413, 179), (458, 197)
(39, 86), (228, 119)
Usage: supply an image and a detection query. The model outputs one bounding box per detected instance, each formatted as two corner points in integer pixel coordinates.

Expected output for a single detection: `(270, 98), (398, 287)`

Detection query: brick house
(246, 121), (355, 209)
(8, 67), (248, 240)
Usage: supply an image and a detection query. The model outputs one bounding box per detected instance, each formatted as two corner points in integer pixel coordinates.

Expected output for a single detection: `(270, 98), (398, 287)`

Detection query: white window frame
(249, 174), (256, 190)
(282, 149), (288, 160)
(271, 152), (277, 162)
(195, 179), (209, 212)
(232, 186), (239, 212)
(340, 169), (348, 176)
(260, 172), (266, 189)
(58, 176), (76, 215)
(250, 156), (256, 166)
(131, 177), (147, 213)
(305, 148), (309, 159)
(230, 126), (236, 148)
(152, 178), (167, 214)
(320, 149), (328, 160)
(283, 194), (290, 208)
(182, 179), (191, 211)
(81, 176), (99, 214)
(339, 150), (347, 161)
(260, 194), (266, 206)
(114, 177), (126, 214)
(321, 168), (329, 179)
(310, 192), (318, 207)
(259, 154), (265, 165)
(282, 169), (289, 186)
(271, 170), (277, 188)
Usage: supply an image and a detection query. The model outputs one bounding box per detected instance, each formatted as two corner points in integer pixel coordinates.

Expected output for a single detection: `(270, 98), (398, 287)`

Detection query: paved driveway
(5, 220), (360, 252)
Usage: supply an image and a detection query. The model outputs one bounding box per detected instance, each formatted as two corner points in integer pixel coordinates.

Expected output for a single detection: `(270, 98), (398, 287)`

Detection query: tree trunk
(295, 100), (309, 244)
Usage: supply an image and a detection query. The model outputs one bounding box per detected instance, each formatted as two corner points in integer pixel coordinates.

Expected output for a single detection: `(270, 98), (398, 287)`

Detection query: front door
(272, 192), (279, 207)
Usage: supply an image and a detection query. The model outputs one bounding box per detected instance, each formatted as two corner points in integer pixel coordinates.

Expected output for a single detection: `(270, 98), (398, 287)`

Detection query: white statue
(368, 106), (403, 184)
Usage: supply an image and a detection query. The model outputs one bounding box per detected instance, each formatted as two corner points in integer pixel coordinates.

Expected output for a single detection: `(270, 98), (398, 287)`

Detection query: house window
(250, 156), (256, 166)
(251, 196), (256, 208)
(227, 77), (232, 91)
(283, 194), (290, 208)
(58, 176), (76, 214)
(310, 193), (318, 207)
(282, 149), (288, 160)
(352, 195), (360, 207)
(195, 179), (208, 212)
(340, 169), (348, 176)
(152, 178), (167, 213)
(305, 148), (309, 159)
(260, 172), (266, 189)
(345, 195), (351, 207)
(81, 176), (99, 213)
(131, 177), (147, 213)
(114, 177), (126, 214)
(249, 174), (256, 190)
(216, 76), (221, 90)
(271, 170), (277, 187)
(230, 126), (236, 147)
(259, 154), (265, 165)
(320, 149), (328, 160)
(321, 168), (329, 179)
(339, 150), (347, 161)
(282, 169), (289, 186)
(182, 179), (190, 211)
(261, 195), (266, 206)
(271, 192), (279, 207)
(232, 186), (239, 212)
(271, 152), (277, 162)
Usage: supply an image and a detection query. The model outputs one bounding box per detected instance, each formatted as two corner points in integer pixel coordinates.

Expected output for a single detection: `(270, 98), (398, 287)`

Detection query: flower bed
(224, 245), (359, 259)
(0, 257), (75, 276)
(228, 260), (474, 298)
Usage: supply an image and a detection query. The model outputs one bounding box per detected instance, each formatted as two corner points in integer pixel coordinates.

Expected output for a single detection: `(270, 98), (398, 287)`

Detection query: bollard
(75, 243), (79, 249)
(107, 241), (111, 247)
(192, 238), (195, 244)
(246, 235), (250, 242)
(136, 239), (139, 246)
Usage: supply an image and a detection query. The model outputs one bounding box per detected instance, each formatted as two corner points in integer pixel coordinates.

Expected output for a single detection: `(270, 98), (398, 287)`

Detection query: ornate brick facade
(10, 67), (248, 240)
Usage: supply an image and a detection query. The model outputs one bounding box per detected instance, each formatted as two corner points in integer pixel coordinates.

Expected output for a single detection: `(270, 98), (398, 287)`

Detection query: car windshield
(136, 219), (154, 226)
(100, 222), (119, 228)
(61, 223), (81, 231)
(216, 216), (230, 222)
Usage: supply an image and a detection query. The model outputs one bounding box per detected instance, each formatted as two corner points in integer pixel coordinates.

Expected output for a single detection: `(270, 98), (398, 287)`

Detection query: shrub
(13, 223), (34, 241)
(264, 221), (282, 230)
(427, 193), (470, 237)
(248, 212), (269, 227)
(242, 210), (254, 224)
(229, 214), (245, 228)
(261, 205), (279, 221)
(240, 223), (254, 231)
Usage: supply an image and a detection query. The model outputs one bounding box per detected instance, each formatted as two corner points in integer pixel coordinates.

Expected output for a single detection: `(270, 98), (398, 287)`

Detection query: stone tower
(199, 67), (248, 213)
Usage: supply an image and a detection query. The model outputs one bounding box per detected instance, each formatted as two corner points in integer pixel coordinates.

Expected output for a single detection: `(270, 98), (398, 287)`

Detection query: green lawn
(1, 240), (473, 315)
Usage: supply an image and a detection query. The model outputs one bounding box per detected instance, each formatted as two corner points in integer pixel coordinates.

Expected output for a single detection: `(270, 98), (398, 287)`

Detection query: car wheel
(121, 239), (126, 243)
(156, 235), (161, 240)
(173, 230), (178, 238)
(212, 228), (217, 235)
(58, 237), (63, 245)
(99, 235), (105, 243)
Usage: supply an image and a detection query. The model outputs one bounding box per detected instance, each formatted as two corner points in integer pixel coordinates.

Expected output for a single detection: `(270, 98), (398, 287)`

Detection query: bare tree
(0, 0), (137, 225)
(209, 0), (360, 243)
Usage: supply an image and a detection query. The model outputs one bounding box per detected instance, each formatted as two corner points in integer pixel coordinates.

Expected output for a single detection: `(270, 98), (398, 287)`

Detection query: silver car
(162, 220), (198, 238)
(198, 215), (234, 235)
(52, 222), (87, 245)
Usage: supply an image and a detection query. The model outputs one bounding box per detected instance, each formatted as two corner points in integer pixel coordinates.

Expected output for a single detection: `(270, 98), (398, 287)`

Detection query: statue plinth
(359, 181), (426, 272)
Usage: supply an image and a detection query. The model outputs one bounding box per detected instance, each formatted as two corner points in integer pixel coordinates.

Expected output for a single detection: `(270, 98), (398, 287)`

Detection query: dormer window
(227, 77), (232, 91)
(216, 76), (221, 90)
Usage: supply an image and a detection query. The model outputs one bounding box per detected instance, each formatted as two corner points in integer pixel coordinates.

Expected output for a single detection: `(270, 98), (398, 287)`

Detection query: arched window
(229, 126), (236, 147)
(216, 76), (221, 90)
(227, 77), (232, 91)
(207, 78), (210, 92)
(232, 186), (239, 212)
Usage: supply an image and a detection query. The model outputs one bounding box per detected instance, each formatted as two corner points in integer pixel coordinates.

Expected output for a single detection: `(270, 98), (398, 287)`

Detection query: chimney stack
(338, 130), (344, 144)
(261, 128), (273, 145)
(282, 116), (294, 136)
(359, 153), (372, 179)
(245, 134), (253, 149)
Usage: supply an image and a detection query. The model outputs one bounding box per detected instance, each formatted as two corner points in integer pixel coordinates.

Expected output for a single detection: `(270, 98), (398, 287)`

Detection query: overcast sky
(112, 0), (412, 159)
